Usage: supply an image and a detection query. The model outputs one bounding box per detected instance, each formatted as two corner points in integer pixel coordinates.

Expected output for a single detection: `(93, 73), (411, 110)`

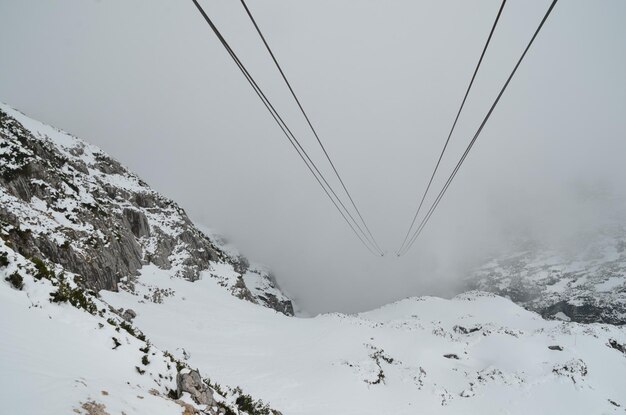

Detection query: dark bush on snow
(5, 271), (23, 290)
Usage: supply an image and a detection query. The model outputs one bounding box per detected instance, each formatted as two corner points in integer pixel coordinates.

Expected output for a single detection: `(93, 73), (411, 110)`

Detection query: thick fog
(1, 0), (625, 314)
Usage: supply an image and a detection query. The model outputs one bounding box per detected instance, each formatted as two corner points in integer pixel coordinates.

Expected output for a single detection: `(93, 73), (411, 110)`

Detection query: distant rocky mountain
(0, 102), (293, 315)
(467, 228), (626, 325)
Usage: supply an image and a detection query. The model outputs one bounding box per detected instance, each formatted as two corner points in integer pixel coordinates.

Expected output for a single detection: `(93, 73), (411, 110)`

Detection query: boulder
(176, 369), (214, 406)
(122, 308), (137, 321)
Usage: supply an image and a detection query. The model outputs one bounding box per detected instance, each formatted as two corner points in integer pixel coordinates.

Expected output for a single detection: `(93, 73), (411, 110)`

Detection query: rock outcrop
(176, 369), (214, 406)
(467, 230), (626, 325)
(0, 103), (294, 315)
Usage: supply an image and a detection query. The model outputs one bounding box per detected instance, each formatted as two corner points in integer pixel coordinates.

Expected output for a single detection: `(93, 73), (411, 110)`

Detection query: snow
(553, 312), (572, 321)
(596, 276), (624, 292)
(1, 102), (101, 165)
(0, 245), (182, 415)
(99, 266), (626, 415)
(546, 277), (571, 292)
(2, 231), (625, 414)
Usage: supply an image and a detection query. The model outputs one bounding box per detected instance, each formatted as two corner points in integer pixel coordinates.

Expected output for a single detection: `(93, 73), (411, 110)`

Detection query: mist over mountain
(1, 0), (625, 313)
(1, 1), (626, 413)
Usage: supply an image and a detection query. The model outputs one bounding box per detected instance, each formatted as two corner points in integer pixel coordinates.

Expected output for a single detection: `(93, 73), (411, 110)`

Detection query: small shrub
(235, 394), (254, 411)
(135, 366), (145, 375)
(235, 394), (271, 415)
(204, 379), (225, 397)
(5, 271), (24, 290)
(141, 355), (150, 365)
(371, 369), (385, 385)
(119, 321), (136, 336)
(112, 337), (121, 350)
(163, 350), (187, 372)
(30, 256), (54, 281)
(216, 403), (237, 415)
(120, 321), (146, 341)
(50, 280), (98, 314)
(0, 251), (8, 268)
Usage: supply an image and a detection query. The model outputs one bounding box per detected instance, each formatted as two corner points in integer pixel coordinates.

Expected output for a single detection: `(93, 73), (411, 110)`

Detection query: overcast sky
(1, 0), (625, 314)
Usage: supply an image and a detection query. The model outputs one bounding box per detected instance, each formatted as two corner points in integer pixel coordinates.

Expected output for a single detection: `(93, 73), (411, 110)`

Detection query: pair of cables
(191, 0), (384, 256)
(191, 0), (559, 257)
(396, 0), (558, 256)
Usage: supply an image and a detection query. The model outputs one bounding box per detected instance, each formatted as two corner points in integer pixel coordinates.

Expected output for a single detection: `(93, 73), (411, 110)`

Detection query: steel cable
(399, 0), (559, 256)
(191, 0), (382, 255)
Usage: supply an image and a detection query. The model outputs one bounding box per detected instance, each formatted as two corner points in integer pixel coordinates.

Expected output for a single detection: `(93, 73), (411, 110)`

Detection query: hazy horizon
(1, 0), (625, 314)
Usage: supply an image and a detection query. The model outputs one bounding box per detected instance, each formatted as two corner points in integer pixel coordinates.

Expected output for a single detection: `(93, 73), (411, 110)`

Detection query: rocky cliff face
(467, 228), (626, 325)
(0, 103), (293, 315)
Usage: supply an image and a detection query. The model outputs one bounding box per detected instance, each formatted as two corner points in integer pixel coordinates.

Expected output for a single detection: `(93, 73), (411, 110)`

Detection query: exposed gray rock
(467, 230), (626, 325)
(123, 208), (150, 238)
(0, 106), (295, 315)
(258, 292), (295, 316)
(176, 369), (214, 406)
(240, 269), (294, 316)
(121, 308), (137, 321)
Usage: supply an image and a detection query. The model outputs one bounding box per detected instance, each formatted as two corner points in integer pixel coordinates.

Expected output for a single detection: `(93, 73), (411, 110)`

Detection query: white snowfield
(3, 251), (624, 414)
(101, 267), (626, 415)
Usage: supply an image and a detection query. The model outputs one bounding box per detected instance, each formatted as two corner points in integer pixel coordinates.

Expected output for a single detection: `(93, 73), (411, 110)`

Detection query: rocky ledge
(0, 103), (293, 315)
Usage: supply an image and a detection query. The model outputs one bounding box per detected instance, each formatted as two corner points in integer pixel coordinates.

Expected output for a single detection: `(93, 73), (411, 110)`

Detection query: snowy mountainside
(468, 228), (626, 325)
(0, 238), (285, 415)
(4, 234), (625, 414)
(2, 104), (626, 415)
(102, 274), (626, 415)
(0, 102), (292, 315)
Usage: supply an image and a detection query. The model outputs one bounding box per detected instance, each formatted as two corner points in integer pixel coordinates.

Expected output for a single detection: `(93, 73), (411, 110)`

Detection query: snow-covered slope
(2, 104), (626, 414)
(4, 234), (626, 414)
(468, 229), (626, 325)
(101, 272), (626, 415)
(0, 239), (284, 415)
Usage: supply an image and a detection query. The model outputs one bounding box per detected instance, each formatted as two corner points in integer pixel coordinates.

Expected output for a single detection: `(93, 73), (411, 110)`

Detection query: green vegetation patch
(5, 271), (24, 290)
(0, 251), (8, 268)
(50, 279), (98, 314)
